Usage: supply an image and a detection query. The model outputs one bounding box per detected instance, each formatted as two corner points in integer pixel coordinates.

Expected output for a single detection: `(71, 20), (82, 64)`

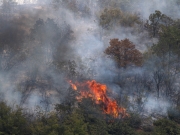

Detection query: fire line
(68, 80), (129, 118)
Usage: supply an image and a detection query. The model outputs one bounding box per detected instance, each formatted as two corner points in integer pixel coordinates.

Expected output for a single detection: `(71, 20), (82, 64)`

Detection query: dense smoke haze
(0, 0), (180, 120)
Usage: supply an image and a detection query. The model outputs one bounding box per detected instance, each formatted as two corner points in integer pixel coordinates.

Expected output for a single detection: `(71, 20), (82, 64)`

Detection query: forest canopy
(0, 0), (180, 135)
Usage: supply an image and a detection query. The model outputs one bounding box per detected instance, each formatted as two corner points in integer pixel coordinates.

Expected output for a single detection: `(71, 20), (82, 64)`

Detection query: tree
(153, 69), (165, 98)
(30, 18), (61, 45)
(100, 8), (122, 29)
(0, 102), (30, 135)
(97, 0), (140, 12)
(168, 107), (180, 124)
(153, 118), (180, 135)
(60, 109), (89, 135)
(152, 25), (180, 57)
(105, 38), (143, 67)
(108, 120), (136, 135)
(99, 8), (140, 29)
(30, 112), (61, 135)
(144, 10), (174, 38)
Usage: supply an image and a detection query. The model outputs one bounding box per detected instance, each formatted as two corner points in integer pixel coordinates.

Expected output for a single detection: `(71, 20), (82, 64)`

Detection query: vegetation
(99, 8), (141, 29)
(1, 0), (180, 135)
(105, 38), (143, 67)
(0, 101), (180, 135)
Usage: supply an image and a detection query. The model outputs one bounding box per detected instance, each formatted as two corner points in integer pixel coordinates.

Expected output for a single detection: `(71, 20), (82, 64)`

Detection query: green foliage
(100, 8), (122, 29)
(71, 98), (109, 135)
(107, 114), (142, 135)
(120, 12), (141, 27)
(0, 102), (30, 135)
(145, 10), (174, 38)
(98, 0), (140, 12)
(153, 118), (180, 135)
(99, 8), (141, 29)
(108, 121), (137, 135)
(152, 25), (180, 56)
(84, 112), (109, 135)
(52, 0), (90, 16)
(30, 112), (61, 135)
(2, 4), (180, 135)
(55, 104), (72, 113)
(60, 109), (89, 135)
(124, 113), (142, 129)
(87, 118), (109, 135)
(2, 101), (180, 135)
(168, 107), (180, 124)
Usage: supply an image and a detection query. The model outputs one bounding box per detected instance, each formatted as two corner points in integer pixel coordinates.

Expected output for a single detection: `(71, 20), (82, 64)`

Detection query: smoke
(0, 0), (179, 117)
(134, 0), (180, 19)
(15, 0), (37, 4)
(0, 2), (73, 110)
(144, 96), (171, 116)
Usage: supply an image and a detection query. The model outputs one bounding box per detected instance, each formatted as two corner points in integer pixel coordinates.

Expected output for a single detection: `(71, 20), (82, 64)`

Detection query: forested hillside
(0, 0), (180, 134)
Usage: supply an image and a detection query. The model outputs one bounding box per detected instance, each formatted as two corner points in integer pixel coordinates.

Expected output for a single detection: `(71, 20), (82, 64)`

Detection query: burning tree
(105, 38), (143, 67)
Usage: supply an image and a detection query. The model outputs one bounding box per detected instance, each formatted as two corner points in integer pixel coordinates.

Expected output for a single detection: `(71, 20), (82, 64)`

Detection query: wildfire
(68, 80), (129, 118)
(68, 80), (77, 90)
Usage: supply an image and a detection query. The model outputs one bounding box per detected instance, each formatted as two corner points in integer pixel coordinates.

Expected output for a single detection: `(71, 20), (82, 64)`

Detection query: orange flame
(68, 80), (77, 90)
(68, 80), (129, 118)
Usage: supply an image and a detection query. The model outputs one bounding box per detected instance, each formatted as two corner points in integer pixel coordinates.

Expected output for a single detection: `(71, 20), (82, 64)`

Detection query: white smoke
(15, 0), (37, 4)
(0, 0), (179, 115)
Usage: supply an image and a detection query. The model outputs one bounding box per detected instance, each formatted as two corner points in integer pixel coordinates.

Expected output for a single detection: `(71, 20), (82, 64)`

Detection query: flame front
(68, 80), (128, 118)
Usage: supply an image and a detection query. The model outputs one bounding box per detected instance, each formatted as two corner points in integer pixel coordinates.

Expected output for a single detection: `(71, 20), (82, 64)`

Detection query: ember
(68, 80), (77, 90)
(68, 80), (129, 118)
